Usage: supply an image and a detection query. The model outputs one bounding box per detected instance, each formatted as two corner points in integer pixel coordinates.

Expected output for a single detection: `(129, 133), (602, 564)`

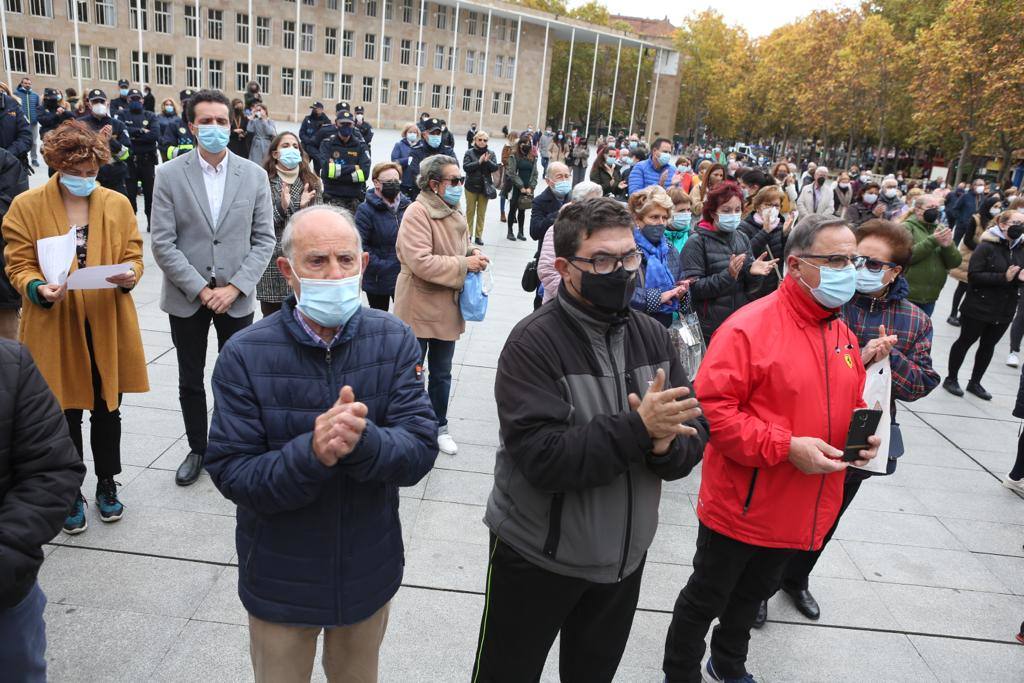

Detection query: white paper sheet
(66, 264), (134, 290)
(36, 227), (76, 285)
(852, 357), (891, 474)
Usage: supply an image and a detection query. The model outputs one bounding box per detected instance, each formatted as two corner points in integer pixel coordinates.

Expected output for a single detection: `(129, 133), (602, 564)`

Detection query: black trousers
(780, 469), (868, 591)
(950, 281), (968, 318)
(1009, 295), (1024, 353)
(126, 152), (157, 227)
(168, 308), (253, 455)
(366, 292), (392, 311)
(472, 533), (645, 683)
(663, 524), (796, 682)
(64, 324), (123, 480)
(948, 314), (1011, 384)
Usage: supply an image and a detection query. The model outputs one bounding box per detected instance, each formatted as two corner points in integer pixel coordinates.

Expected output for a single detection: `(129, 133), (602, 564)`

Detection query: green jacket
(904, 216), (962, 304)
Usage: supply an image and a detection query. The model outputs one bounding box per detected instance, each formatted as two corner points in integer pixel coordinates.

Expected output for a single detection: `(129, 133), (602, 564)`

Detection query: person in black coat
(0, 88), (32, 163)
(738, 185), (790, 299)
(317, 110), (371, 214)
(944, 208), (1024, 400)
(0, 340), (84, 679)
(299, 102), (331, 173)
(75, 89), (132, 198)
(1007, 365), (1024, 492)
(529, 164), (570, 242)
(952, 178), (988, 246)
(463, 130), (501, 245)
(36, 89), (73, 176)
(404, 118), (456, 200)
(354, 105), (374, 154)
(121, 89), (160, 227)
(355, 162), (411, 311)
(0, 147), (28, 338)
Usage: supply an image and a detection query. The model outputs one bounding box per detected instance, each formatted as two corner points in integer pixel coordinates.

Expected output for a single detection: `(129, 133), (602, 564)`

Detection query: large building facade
(1, 0), (677, 137)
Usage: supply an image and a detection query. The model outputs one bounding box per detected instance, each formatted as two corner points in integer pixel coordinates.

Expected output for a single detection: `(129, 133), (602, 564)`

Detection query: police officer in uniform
(76, 89), (132, 198)
(439, 119), (455, 150)
(403, 117), (456, 200)
(160, 90), (197, 162)
(318, 109), (370, 214)
(299, 101), (331, 173)
(354, 105), (374, 154)
(312, 101), (364, 167)
(122, 88), (160, 228)
(37, 88), (74, 175)
(110, 78), (131, 118)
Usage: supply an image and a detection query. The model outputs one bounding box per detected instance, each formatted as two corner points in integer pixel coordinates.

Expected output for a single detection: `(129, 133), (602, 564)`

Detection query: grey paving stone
(637, 560), (689, 612)
(447, 416), (501, 448)
(119, 467), (237, 517)
(191, 566), (248, 626)
(411, 499), (490, 546)
(978, 553), (1024, 596)
(398, 471), (427, 499)
(403, 537), (489, 593)
(119, 405), (188, 439)
(430, 441), (497, 475)
(766, 576), (898, 630)
(148, 437), (193, 471)
(423, 468), (494, 506)
(873, 461), (1005, 494)
(842, 540), (1009, 592)
(398, 496), (420, 547)
(815, 540), (865, 581)
(119, 386), (185, 412)
(832, 508), (965, 550)
(657, 489), (699, 527)
(116, 432), (178, 468)
(915, 488), (1024, 524)
(152, 619), (253, 683)
(940, 517), (1024, 557)
(842, 481), (930, 515)
(873, 582), (1024, 642)
(662, 462), (703, 495)
(647, 523), (699, 566)
(38, 546), (221, 620)
(908, 634), (1024, 681)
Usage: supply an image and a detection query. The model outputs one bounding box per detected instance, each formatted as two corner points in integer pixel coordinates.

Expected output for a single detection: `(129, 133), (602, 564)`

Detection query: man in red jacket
(662, 214), (880, 683)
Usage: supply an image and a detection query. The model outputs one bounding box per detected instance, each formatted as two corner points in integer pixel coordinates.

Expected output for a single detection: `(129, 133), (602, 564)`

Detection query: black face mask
(922, 207), (940, 224)
(578, 267), (637, 315)
(641, 224), (666, 244)
(380, 181), (401, 201)
(1008, 225), (1024, 241)
(816, 176), (826, 186)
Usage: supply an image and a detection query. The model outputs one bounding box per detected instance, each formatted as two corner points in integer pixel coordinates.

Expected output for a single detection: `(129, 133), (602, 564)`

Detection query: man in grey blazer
(150, 89), (275, 486)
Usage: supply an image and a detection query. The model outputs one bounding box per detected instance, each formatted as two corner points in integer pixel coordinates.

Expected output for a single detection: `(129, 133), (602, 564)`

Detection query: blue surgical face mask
(677, 165), (691, 174)
(164, 105), (175, 114)
(855, 267), (889, 294)
(119, 88), (129, 97)
(197, 124), (230, 153)
(801, 261), (858, 308)
(671, 212), (691, 231)
(406, 132), (419, 145)
(128, 101), (143, 113)
(658, 152), (672, 167)
(60, 172), (98, 197)
(294, 271), (362, 328)
(443, 184), (463, 206)
(716, 212), (741, 232)
(553, 179), (571, 198)
(278, 147), (302, 169)
(427, 134), (442, 148)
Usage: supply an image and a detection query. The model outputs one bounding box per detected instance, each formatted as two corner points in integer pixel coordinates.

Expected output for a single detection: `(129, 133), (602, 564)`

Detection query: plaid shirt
(293, 307), (343, 348)
(840, 277), (939, 402)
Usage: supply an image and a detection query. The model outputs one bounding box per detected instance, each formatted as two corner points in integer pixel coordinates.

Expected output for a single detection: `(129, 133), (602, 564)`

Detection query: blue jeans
(418, 338), (456, 428)
(0, 582), (47, 682)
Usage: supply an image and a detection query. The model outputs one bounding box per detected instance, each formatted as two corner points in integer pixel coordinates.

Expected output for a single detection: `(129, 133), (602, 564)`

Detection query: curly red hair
(42, 119), (111, 172)
(701, 180), (744, 224)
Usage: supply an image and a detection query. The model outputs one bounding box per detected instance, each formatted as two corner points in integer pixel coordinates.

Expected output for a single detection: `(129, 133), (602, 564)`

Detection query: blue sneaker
(95, 478), (124, 522)
(703, 658), (757, 683)
(62, 492), (88, 535)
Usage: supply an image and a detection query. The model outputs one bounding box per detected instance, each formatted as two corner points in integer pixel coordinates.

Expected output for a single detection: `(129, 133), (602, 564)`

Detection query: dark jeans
(366, 292), (393, 312)
(663, 524), (796, 682)
(260, 301), (282, 318)
(950, 282), (968, 318)
(64, 324), (122, 479)
(780, 469), (868, 591)
(169, 308), (253, 455)
(948, 314), (1011, 384)
(1009, 295), (1024, 353)
(417, 337), (455, 428)
(0, 582), (46, 683)
(910, 300), (935, 317)
(126, 153), (157, 227)
(472, 534), (644, 683)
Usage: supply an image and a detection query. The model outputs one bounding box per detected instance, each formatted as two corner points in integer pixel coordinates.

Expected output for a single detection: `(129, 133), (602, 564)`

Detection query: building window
(236, 13), (249, 44)
(384, 0), (392, 20)
(300, 69), (313, 97)
(256, 16), (271, 47)
(70, 43), (91, 79)
(342, 30), (353, 58)
(381, 36), (392, 63)
(444, 85), (452, 110)
(447, 46), (456, 71)
(207, 9), (222, 40)
(461, 87), (471, 112)
(327, 0), (337, 8)
(398, 80), (409, 106)
(480, 12), (488, 37)
(476, 53), (485, 76)
(344, 0), (354, 13)
(505, 56), (515, 79)
(362, 76), (373, 102)
(365, 0), (377, 17)
(323, 71), (336, 100)
(325, 27), (337, 56)
(302, 0), (314, 5)
(433, 45), (444, 70)
(340, 74), (352, 100)
(256, 63), (270, 93)
(301, 23), (314, 52)
(415, 41), (425, 67)
(131, 50), (150, 84)
(282, 67), (294, 96)
(363, 34), (376, 61)
(155, 53), (173, 85)
(494, 55), (503, 79)
(503, 92), (512, 116)
(467, 11), (476, 35)
(96, 46), (117, 82)
(418, 0), (428, 26)
(30, 0), (52, 17)
(497, 17), (507, 41)
(430, 84), (441, 109)
(474, 88), (482, 113)
(31, 39), (56, 76)
(434, 4), (445, 29)
(4, 0), (19, 15)
(185, 55), (201, 88)
(129, 0), (147, 30)
(235, 62), (249, 91)
(283, 21), (296, 51)
(154, 0), (170, 33)
(400, 39), (411, 66)
(491, 91), (500, 115)
(401, 0), (411, 23)
(464, 49), (474, 74)
(91, 0), (112, 25)
(381, 78), (390, 104)
(413, 81), (423, 107)
(184, 5), (198, 38)
(207, 58), (223, 90)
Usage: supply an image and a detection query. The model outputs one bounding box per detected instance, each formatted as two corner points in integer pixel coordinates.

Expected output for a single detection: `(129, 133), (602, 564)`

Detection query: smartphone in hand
(843, 409), (882, 462)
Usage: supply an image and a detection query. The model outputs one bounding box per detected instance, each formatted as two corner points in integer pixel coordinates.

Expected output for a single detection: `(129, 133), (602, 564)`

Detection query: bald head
(546, 161), (570, 180)
(282, 205), (362, 259)
(278, 206), (367, 293)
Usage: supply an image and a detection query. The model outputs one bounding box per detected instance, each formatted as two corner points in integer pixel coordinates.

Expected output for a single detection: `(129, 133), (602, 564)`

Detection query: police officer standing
(354, 105), (374, 154)
(299, 101), (331, 173)
(37, 89), (73, 175)
(318, 109), (370, 213)
(76, 89), (132, 198)
(122, 88), (160, 228)
(439, 119), (455, 149)
(403, 117), (456, 200)
(160, 89), (197, 162)
(110, 79), (132, 117)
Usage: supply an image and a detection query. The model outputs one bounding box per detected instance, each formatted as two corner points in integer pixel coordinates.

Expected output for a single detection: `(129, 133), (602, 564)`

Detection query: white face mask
(761, 207), (780, 225)
(863, 193), (879, 205)
(884, 188), (898, 198)
(990, 206), (1001, 216)
(91, 103), (108, 117)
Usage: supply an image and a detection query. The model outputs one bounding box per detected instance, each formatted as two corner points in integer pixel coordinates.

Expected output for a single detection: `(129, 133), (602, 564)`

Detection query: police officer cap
(88, 89), (107, 102)
(336, 101), (351, 112)
(354, 105), (365, 115)
(312, 101), (324, 110)
(425, 118), (443, 133)
(128, 88), (144, 99)
(43, 87), (61, 99)
(179, 89), (195, 102)
(336, 110), (355, 124)
(118, 79), (130, 88)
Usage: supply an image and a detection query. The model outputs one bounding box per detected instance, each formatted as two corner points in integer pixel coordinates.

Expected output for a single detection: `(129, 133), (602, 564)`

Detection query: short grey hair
(570, 180), (603, 202)
(785, 214), (851, 258)
(280, 204), (361, 258)
(416, 154), (459, 192)
(545, 161), (569, 180)
(913, 193), (939, 209)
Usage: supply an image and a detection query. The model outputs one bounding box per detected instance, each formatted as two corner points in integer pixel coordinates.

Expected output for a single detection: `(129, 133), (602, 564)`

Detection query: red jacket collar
(780, 275), (838, 327)
(697, 218), (716, 232)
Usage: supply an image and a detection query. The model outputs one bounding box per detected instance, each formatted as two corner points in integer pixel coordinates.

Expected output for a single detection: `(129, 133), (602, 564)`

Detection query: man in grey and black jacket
(472, 197), (708, 682)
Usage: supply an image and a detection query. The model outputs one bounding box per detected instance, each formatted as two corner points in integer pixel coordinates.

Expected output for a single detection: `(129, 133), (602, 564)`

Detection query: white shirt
(198, 151), (229, 228)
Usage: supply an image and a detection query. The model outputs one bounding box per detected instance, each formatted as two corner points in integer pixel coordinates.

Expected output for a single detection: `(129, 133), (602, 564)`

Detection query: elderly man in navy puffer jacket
(205, 204), (438, 682)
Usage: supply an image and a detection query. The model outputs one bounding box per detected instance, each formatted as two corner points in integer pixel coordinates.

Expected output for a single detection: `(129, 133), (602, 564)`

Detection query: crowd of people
(0, 78), (1021, 683)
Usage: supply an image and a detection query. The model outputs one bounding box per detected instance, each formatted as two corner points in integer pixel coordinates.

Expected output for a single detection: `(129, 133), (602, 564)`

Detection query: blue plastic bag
(460, 268), (492, 322)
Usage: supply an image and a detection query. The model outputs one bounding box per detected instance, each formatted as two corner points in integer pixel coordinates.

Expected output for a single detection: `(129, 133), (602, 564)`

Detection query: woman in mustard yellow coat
(3, 120), (148, 534)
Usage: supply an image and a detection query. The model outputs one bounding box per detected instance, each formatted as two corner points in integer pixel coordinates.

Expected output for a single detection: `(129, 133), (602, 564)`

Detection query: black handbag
(484, 175), (498, 200)
(521, 243), (541, 292)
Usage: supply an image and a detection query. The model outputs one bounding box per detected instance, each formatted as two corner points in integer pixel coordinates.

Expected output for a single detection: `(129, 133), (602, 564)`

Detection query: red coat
(693, 276), (866, 551)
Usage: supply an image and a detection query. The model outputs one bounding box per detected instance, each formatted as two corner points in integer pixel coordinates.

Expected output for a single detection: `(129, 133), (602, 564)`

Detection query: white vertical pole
(559, 27), (574, 132)
(338, 0), (346, 101)
(584, 33), (599, 140)
(507, 16), (521, 131)
(247, 0), (253, 79)
(648, 48), (662, 141)
(608, 38), (621, 135)
(194, 0), (201, 88)
(477, 7), (491, 129)
(0, 3), (12, 92)
(446, 2), (459, 127)
(534, 22), (548, 130)
(136, 1), (146, 89)
(628, 44), (643, 137)
(414, 0), (425, 110)
(376, 0), (387, 124)
(292, 0), (300, 121)
(71, 3), (82, 96)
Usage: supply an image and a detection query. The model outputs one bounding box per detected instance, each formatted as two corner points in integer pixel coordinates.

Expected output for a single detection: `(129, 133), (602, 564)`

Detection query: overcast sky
(570, 0), (860, 38)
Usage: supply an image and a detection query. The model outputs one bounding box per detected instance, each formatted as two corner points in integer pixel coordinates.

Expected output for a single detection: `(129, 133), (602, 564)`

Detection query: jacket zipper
(325, 345), (344, 623)
(810, 323), (832, 550)
(742, 468), (759, 515)
(606, 329), (634, 581)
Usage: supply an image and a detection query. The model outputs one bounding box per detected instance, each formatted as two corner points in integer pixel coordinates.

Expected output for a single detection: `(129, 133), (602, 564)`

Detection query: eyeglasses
(567, 250), (643, 275)
(799, 254), (867, 270)
(442, 176), (466, 186)
(861, 257), (898, 272)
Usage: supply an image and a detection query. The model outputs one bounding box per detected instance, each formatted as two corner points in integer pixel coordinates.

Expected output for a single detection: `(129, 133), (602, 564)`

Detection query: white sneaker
(1003, 474), (1024, 494)
(1007, 352), (1020, 368)
(438, 429), (458, 455)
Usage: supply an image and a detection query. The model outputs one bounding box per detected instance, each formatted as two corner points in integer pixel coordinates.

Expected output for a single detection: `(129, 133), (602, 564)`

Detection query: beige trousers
(465, 191), (489, 239)
(248, 602), (390, 683)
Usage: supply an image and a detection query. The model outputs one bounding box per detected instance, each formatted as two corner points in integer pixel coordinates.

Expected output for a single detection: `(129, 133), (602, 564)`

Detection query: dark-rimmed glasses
(567, 250), (643, 275)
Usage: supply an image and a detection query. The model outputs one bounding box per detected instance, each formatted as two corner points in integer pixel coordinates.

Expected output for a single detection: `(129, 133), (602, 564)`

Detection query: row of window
(15, 0), (520, 45)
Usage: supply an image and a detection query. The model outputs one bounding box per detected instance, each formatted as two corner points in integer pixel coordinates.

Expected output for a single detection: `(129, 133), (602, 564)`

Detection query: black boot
(782, 587), (820, 620)
(966, 380), (992, 400)
(517, 229), (526, 241)
(506, 228), (516, 241)
(943, 377), (964, 397)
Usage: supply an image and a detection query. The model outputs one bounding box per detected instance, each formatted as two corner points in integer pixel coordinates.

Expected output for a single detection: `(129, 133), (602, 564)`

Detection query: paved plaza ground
(30, 127), (1024, 681)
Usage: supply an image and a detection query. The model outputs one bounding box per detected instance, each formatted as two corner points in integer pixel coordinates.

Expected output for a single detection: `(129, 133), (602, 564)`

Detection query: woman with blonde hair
(628, 185), (688, 327)
(463, 129), (500, 245)
(738, 185), (789, 297)
(3, 120), (148, 533)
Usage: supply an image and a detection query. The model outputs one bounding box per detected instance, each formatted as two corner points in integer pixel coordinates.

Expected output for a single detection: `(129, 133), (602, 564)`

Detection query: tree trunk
(844, 131), (854, 171)
(954, 131), (973, 185)
(874, 128), (886, 175)
(998, 132), (1014, 186)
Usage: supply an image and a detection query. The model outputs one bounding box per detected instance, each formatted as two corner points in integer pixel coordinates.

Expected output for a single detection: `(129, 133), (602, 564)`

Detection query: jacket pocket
(542, 492), (565, 558)
(242, 522), (264, 576)
(741, 468), (759, 515)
